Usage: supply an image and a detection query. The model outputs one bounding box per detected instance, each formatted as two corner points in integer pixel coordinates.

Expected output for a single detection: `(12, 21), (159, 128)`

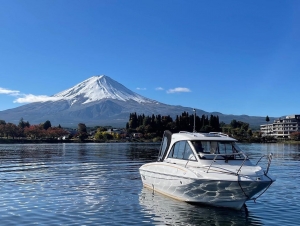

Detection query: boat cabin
(158, 131), (246, 163)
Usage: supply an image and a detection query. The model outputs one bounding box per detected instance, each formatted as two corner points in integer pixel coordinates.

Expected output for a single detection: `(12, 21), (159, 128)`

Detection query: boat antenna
(193, 108), (196, 132)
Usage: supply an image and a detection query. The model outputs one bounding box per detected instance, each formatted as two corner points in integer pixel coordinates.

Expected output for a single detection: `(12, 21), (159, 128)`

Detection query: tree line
(125, 112), (267, 142)
(126, 111), (221, 138)
(2, 112), (299, 142)
(0, 118), (68, 139)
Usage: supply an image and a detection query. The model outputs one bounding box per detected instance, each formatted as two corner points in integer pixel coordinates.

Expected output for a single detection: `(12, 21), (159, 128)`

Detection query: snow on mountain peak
(53, 75), (155, 105)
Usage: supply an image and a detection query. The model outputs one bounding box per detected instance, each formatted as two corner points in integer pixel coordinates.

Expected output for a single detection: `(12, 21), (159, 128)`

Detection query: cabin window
(191, 141), (204, 153)
(218, 142), (233, 155)
(168, 141), (196, 161)
(183, 143), (195, 160)
(199, 141), (218, 154)
(167, 143), (175, 158)
(175, 141), (185, 158)
(191, 140), (244, 160)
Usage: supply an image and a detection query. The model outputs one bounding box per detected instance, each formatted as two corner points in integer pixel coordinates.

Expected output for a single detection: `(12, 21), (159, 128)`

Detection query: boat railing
(209, 132), (229, 137)
(205, 153), (248, 175)
(255, 153), (273, 174)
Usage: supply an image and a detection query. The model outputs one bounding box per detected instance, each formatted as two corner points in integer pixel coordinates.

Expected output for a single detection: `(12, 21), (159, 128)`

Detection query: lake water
(0, 142), (299, 225)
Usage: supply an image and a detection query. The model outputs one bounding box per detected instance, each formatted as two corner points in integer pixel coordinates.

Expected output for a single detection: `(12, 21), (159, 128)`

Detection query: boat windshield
(191, 140), (244, 159)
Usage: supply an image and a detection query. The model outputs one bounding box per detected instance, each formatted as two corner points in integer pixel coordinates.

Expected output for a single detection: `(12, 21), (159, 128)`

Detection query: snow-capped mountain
(0, 75), (271, 127)
(53, 75), (157, 105)
(0, 75), (184, 127)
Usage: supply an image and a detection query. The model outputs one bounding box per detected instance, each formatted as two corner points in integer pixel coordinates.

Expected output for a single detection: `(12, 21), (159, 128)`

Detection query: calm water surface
(0, 142), (299, 225)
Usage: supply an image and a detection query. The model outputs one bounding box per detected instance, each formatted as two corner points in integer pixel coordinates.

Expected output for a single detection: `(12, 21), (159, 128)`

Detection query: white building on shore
(260, 115), (300, 138)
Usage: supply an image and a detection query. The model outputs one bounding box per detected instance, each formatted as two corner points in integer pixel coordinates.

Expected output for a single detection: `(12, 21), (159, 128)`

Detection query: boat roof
(171, 131), (237, 142)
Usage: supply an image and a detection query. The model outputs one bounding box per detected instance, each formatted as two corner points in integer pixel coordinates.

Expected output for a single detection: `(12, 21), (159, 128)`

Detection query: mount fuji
(52, 75), (157, 105)
(0, 75), (271, 127)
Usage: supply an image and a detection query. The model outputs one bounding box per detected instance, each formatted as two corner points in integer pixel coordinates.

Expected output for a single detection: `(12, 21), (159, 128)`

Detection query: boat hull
(139, 167), (273, 210)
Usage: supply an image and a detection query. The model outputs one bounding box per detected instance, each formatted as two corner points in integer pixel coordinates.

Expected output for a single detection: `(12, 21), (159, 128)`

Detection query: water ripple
(0, 143), (299, 225)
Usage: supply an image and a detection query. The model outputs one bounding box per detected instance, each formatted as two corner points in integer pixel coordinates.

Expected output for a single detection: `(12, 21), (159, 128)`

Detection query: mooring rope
(237, 176), (250, 199)
(252, 174), (273, 203)
(238, 173), (273, 203)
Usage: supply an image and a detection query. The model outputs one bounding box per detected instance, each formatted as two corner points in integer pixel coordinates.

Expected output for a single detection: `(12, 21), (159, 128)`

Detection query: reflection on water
(0, 142), (299, 225)
(139, 187), (262, 226)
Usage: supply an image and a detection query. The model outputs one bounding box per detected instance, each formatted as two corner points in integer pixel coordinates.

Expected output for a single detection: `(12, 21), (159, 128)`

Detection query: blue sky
(0, 0), (299, 117)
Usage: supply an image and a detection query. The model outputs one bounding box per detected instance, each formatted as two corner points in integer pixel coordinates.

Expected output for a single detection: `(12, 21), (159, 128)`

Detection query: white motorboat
(139, 130), (275, 210)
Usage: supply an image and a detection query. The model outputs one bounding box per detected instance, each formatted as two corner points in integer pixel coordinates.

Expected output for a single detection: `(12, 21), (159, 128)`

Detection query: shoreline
(1, 138), (300, 144)
(0, 138), (156, 144)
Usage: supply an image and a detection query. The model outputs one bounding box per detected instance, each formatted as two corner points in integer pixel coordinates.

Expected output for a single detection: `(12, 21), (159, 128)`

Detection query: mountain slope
(0, 75), (275, 127)
(53, 75), (157, 105)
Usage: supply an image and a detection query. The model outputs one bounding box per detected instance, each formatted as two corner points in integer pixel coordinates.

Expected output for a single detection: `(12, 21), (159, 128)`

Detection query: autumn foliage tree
(290, 131), (300, 141)
(0, 123), (6, 137)
(47, 127), (69, 138)
(0, 118), (68, 140)
(23, 122), (68, 139)
(94, 130), (113, 141)
(0, 122), (23, 139)
(24, 125), (45, 139)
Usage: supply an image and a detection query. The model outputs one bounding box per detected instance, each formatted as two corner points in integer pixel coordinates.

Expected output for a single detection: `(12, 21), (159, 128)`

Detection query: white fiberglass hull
(139, 163), (274, 210)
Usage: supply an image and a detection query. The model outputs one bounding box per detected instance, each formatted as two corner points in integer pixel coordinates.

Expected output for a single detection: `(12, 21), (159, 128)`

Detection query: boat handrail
(185, 155), (194, 168)
(256, 153), (273, 174)
(206, 152), (248, 174)
(209, 132), (229, 137)
(179, 131), (197, 136)
(179, 131), (192, 134)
